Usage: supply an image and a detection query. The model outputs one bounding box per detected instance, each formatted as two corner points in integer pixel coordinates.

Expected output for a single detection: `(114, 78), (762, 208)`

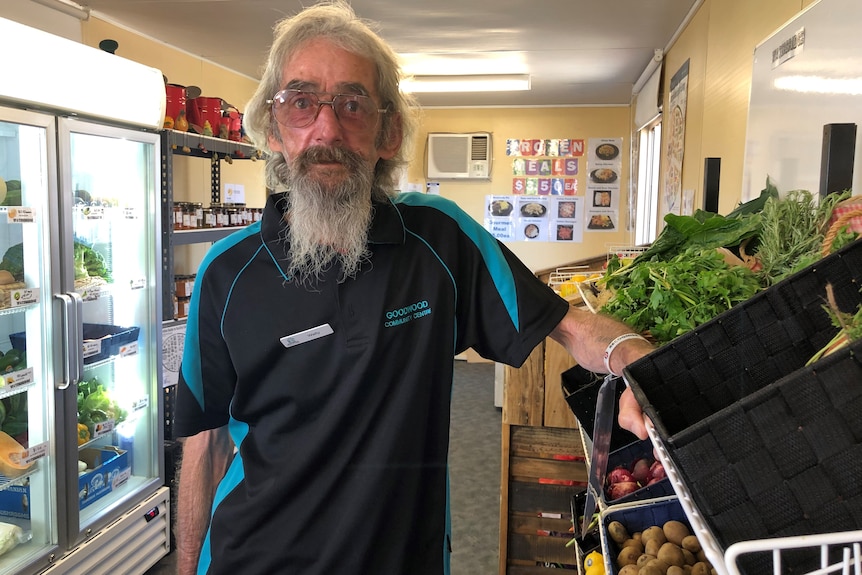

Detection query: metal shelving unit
(159, 129), (260, 320)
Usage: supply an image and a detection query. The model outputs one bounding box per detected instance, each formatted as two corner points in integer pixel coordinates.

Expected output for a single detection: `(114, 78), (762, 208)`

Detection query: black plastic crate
(623, 239), (862, 573)
(561, 365), (638, 453)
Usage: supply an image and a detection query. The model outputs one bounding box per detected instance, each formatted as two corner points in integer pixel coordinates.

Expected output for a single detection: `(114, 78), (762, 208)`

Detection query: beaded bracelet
(603, 333), (649, 376)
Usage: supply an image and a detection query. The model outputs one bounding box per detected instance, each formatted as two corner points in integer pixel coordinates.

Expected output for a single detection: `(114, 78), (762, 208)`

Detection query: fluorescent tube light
(774, 75), (862, 96)
(401, 74), (531, 93)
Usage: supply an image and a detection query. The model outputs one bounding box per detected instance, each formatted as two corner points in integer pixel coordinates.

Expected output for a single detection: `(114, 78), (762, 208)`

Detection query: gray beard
(280, 146), (377, 286)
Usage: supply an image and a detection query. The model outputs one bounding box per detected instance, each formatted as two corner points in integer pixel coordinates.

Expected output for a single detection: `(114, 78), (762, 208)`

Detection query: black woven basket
(623, 239), (862, 574)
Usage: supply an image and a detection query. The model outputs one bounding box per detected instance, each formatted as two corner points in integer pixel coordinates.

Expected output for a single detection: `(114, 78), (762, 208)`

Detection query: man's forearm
(549, 306), (654, 375)
(176, 426), (233, 575)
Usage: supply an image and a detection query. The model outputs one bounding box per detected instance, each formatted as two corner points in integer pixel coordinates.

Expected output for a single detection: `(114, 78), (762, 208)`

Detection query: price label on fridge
(3, 368), (33, 390)
(82, 339), (101, 359)
(5, 207), (34, 223)
(81, 206), (104, 219)
(132, 396), (149, 412)
(92, 419), (115, 439)
(123, 207), (139, 219)
(20, 441), (48, 465)
(10, 287), (39, 307)
(119, 342), (138, 357)
(129, 278), (146, 290)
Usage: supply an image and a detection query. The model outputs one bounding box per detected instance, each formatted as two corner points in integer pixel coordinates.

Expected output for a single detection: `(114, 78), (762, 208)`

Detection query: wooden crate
(500, 425), (587, 574)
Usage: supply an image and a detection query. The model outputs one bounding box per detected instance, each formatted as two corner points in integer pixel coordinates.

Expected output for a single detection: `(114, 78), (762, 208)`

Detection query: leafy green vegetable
(74, 240), (112, 282)
(601, 248), (762, 344)
(623, 182), (777, 268)
(77, 376), (126, 431)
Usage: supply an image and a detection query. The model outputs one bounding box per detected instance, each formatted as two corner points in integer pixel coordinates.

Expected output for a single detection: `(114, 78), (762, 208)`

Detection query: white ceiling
(77, 0), (699, 108)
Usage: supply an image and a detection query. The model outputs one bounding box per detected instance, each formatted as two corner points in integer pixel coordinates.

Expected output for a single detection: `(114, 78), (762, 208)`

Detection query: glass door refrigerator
(0, 16), (169, 575)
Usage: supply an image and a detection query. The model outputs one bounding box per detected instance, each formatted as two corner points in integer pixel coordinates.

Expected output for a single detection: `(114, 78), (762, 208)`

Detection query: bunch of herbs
(601, 248), (761, 344)
(755, 189), (850, 285)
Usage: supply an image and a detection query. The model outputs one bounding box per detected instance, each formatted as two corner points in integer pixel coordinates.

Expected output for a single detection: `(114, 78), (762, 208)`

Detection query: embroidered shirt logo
(383, 300), (433, 328)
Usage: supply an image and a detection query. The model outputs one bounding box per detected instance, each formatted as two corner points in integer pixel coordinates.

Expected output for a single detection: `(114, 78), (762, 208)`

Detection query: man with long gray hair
(174, 2), (653, 574)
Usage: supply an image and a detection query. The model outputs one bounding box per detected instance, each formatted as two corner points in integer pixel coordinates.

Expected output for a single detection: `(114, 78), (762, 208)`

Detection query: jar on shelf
(202, 207), (214, 228)
(211, 203), (225, 227)
(226, 206), (240, 227)
(193, 202), (204, 228)
(177, 296), (191, 318)
(175, 274), (194, 298)
(173, 202), (185, 230)
(182, 203), (193, 229)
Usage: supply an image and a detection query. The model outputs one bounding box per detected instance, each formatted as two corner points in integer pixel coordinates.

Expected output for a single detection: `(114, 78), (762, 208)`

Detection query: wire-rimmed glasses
(267, 89), (387, 132)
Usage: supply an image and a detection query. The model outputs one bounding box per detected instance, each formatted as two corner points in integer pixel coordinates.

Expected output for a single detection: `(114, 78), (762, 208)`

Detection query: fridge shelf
(0, 382), (32, 403)
(0, 303), (36, 319)
(0, 463), (38, 493)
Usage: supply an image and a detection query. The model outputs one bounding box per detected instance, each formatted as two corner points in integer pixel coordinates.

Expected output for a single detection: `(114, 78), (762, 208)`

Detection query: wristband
(603, 333), (648, 376)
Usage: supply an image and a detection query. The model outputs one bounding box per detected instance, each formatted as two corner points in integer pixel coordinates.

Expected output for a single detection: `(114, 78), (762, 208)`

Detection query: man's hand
(618, 387), (648, 439)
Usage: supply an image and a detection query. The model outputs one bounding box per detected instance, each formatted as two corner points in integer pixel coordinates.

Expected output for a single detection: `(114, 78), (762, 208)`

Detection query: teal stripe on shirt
(392, 192), (520, 331)
(181, 222), (262, 412)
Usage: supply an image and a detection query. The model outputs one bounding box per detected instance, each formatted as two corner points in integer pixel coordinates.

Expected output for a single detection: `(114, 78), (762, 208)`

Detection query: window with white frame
(635, 118), (662, 246)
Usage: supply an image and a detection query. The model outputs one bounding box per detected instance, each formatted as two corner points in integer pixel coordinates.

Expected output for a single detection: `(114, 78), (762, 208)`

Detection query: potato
(657, 542), (686, 567)
(619, 565), (639, 575)
(608, 521), (630, 545)
(622, 539), (645, 554)
(618, 545), (642, 567)
(682, 548), (697, 565)
(641, 526), (667, 547)
(637, 554), (656, 567)
(639, 565), (663, 575)
(663, 520), (691, 546)
(645, 558), (670, 572)
(644, 538), (662, 557)
(690, 562), (710, 575)
(668, 566), (686, 575)
(681, 535), (701, 553)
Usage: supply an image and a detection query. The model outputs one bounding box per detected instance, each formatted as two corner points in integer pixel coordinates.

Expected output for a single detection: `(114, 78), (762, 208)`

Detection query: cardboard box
(78, 446), (129, 509)
(0, 484), (29, 519)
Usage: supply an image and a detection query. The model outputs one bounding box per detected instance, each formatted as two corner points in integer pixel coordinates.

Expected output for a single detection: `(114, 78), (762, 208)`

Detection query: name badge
(280, 323), (334, 348)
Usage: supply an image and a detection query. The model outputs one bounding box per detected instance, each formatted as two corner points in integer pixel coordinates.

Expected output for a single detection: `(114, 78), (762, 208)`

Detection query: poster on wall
(483, 194), (584, 243)
(551, 196), (583, 242)
(664, 59), (690, 218)
(506, 138), (582, 196)
(584, 137), (622, 232)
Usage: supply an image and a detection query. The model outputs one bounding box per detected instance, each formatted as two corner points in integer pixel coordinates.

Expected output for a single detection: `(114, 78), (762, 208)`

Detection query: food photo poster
(584, 137), (622, 232)
(485, 195), (583, 243)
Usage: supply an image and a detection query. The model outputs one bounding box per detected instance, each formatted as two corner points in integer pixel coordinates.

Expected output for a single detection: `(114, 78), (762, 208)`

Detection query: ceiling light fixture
(401, 74), (531, 93)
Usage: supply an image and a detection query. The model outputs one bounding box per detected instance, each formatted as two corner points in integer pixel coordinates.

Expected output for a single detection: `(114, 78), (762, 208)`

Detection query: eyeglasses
(267, 89), (387, 132)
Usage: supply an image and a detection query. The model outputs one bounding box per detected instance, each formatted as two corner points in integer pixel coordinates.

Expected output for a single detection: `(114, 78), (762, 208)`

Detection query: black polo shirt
(175, 191), (569, 575)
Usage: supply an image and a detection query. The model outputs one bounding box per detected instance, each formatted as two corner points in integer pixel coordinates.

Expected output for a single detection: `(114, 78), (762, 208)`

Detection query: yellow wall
(80, 0), (823, 273)
(662, 0), (812, 215)
(410, 107), (634, 272)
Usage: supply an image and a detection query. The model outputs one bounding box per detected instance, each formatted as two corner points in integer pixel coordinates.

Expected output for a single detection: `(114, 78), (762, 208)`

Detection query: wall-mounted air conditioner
(426, 132), (492, 180)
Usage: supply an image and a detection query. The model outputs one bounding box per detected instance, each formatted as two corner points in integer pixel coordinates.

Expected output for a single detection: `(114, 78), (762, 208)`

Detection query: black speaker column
(703, 157), (720, 213)
(819, 123), (857, 198)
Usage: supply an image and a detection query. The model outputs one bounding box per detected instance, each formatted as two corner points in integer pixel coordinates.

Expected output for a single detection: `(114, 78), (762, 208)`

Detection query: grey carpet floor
(146, 359), (501, 574)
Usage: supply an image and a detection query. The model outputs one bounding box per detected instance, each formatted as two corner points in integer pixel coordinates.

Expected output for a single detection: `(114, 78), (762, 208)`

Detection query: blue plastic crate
(11, 324), (139, 364)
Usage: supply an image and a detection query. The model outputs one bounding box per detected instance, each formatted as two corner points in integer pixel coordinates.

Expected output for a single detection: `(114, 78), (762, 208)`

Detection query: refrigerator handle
(54, 292), (83, 390)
